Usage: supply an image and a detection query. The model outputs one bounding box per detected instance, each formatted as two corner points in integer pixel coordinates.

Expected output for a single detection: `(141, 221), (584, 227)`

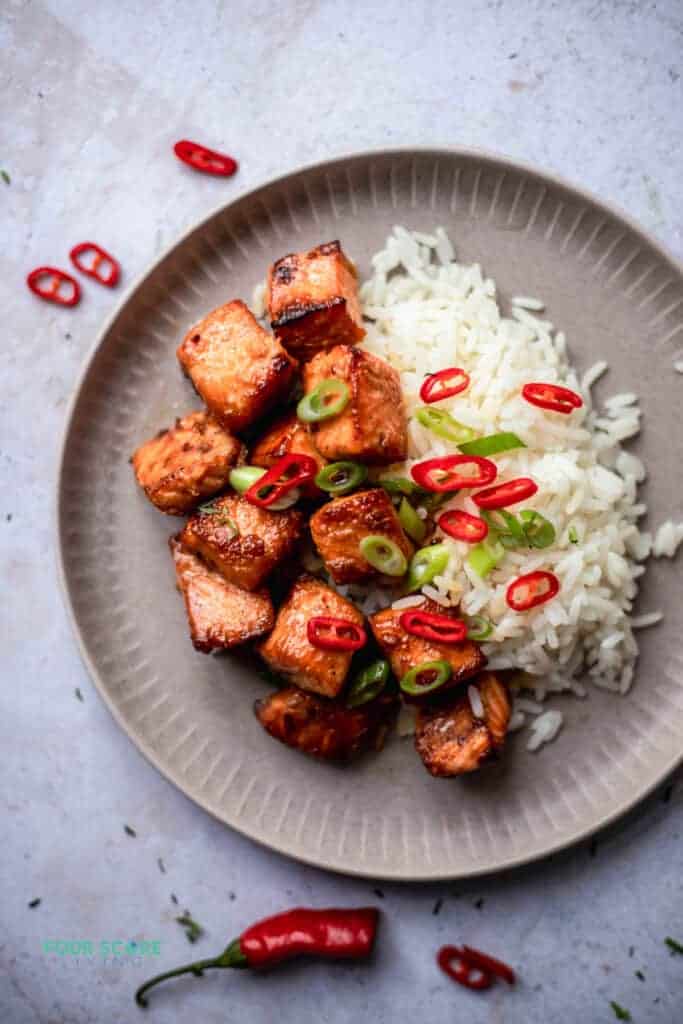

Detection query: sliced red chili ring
(506, 570), (560, 611)
(460, 946), (515, 986)
(69, 242), (120, 287)
(399, 610), (467, 644)
(437, 946), (494, 991)
(522, 381), (583, 414)
(26, 266), (81, 307)
(173, 139), (238, 177)
(438, 508), (489, 543)
(410, 455), (497, 493)
(306, 617), (367, 652)
(420, 368), (470, 403)
(472, 477), (538, 510)
(244, 453), (317, 508)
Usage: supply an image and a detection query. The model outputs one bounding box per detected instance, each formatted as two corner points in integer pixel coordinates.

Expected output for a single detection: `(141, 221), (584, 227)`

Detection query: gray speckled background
(2, 1), (682, 1021)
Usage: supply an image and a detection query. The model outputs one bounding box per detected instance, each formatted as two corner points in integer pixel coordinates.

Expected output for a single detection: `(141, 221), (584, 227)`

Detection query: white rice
(652, 521), (683, 558)
(468, 685), (485, 718)
(356, 226), (677, 748)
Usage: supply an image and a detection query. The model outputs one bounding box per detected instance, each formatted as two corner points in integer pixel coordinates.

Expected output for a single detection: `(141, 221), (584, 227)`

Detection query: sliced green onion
(458, 432), (526, 457)
(229, 465), (266, 494)
(315, 461), (367, 496)
(399, 498), (427, 543)
(378, 476), (421, 498)
(481, 509), (526, 548)
(297, 379), (350, 422)
(467, 537), (505, 578)
(465, 615), (494, 641)
(519, 509), (556, 549)
(415, 406), (478, 444)
(405, 542), (450, 592)
(360, 535), (408, 576)
(346, 659), (390, 708)
(568, 524), (579, 544)
(400, 659), (452, 697)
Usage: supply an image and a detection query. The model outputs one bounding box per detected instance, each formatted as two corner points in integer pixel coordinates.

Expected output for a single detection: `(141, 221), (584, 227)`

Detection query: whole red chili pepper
(69, 242), (120, 287)
(472, 477), (538, 510)
(307, 617), (367, 652)
(410, 455), (497, 493)
(245, 453), (318, 508)
(420, 367), (470, 403)
(135, 907), (379, 1007)
(26, 266), (81, 307)
(522, 381), (583, 414)
(399, 609), (467, 644)
(174, 139), (238, 177)
(438, 508), (489, 543)
(506, 570), (560, 611)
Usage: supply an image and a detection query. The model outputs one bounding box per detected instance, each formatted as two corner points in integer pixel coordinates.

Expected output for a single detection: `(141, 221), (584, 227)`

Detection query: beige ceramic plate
(58, 149), (683, 880)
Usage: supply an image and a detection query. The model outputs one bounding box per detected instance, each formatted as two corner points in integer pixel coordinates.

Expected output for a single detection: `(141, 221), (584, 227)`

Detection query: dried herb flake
(665, 936), (683, 955)
(74, 688), (84, 702)
(1, 170), (10, 185)
(28, 898), (41, 909)
(609, 1002), (631, 1021)
(176, 911), (203, 944)
(123, 824), (137, 838)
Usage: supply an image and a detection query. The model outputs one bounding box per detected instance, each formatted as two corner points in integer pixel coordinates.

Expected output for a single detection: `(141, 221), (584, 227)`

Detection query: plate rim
(56, 145), (683, 880)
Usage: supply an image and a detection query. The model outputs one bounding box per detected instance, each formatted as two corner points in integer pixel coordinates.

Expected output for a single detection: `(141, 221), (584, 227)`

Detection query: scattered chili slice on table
(399, 610), (467, 644)
(307, 617), (367, 652)
(173, 139), (238, 177)
(69, 242), (120, 287)
(135, 906), (379, 1007)
(438, 508), (488, 543)
(420, 367), (470, 403)
(460, 946), (516, 986)
(244, 453), (317, 508)
(522, 381), (583, 414)
(411, 455), (497, 493)
(506, 570), (560, 611)
(473, 477), (538, 510)
(26, 266), (81, 307)
(438, 946), (494, 990)
(437, 944), (515, 991)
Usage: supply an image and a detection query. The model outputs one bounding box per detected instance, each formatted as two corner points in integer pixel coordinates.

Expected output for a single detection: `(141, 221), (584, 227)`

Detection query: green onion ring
(346, 660), (390, 708)
(315, 461), (367, 496)
(415, 406), (478, 444)
(405, 542), (450, 592)
(400, 659), (452, 696)
(359, 535), (408, 576)
(297, 379), (350, 422)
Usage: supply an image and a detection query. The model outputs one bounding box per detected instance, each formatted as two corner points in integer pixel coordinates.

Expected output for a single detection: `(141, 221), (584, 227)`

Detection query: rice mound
(358, 226), (665, 749)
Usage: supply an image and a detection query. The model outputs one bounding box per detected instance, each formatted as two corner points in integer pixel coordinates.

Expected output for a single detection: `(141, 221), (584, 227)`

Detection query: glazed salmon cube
(255, 686), (398, 761)
(179, 494), (303, 591)
(132, 410), (242, 515)
(302, 345), (407, 464)
(267, 240), (365, 359)
(258, 576), (365, 698)
(250, 411), (326, 497)
(369, 599), (486, 690)
(414, 672), (511, 776)
(310, 488), (413, 585)
(177, 300), (297, 431)
(170, 537), (274, 652)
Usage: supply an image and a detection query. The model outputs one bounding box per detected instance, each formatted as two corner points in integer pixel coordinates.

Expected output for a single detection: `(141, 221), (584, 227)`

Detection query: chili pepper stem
(135, 939), (247, 1008)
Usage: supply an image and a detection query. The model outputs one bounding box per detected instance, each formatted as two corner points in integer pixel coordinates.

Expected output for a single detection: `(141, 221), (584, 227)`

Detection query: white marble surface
(2, 1), (683, 1021)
